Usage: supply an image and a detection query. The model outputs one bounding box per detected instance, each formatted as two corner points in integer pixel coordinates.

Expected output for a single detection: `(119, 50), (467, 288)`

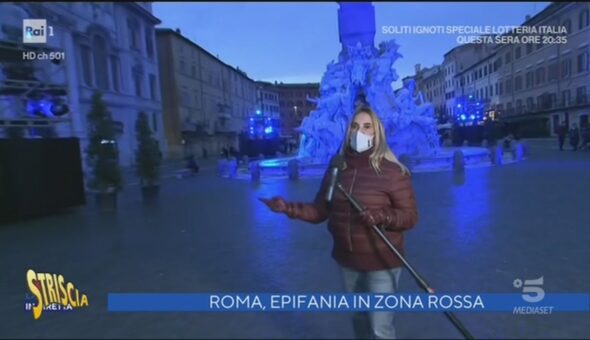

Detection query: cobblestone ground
(1, 140), (589, 339)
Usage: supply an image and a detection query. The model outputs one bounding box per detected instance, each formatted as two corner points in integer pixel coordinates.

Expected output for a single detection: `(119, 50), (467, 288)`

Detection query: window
(579, 9), (589, 29)
(562, 90), (571, 106)
(548, 62), (559, 81)
(526, 97), (534, 109)
(577, 49), (589, 73)
(577, 86), (587, 104)
(145, 28), (154, 59)
(80, 45), (93, 86)
(110, 56), (120, 92)
(516, 99), (523, 112)
(515, 46), (522, 59)
(93, 36), (109, 90)
(505, 79), (513, 93)
(526, 71), (534, 88)
(194, 92), (200, 108)
(563, 19), (571, 34)
(133, 67), (143, 97)
(548, 93), (556, 108)
(191, 65), (197, 78)
(179, 60), (185, 73)
(537, 95), (543, 107)
(535, 67), (545, 85)
(562, 58), (572, 78)
(127, 18), (140, 50)
(514, 75), (523, 91)
(526, 43), (533, 55)
(499, 82), (504, 95)
(484, 65), (488, 76)
(149, 74), (157, 100)
(181, 90), (190, 107)
(505, 51), (512, 64)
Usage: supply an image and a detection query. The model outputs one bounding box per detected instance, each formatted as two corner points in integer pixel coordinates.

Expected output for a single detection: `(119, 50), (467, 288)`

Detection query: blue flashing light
(264, 126), (273, 134)
(470, 114), (476, 120)
(457, 104), (462, 108)
(460, 114), (467, 121)
(256, 110), (261, 115)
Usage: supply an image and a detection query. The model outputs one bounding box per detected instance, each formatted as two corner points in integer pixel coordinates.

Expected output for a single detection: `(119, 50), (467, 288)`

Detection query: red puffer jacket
(288, 147), (419, 271)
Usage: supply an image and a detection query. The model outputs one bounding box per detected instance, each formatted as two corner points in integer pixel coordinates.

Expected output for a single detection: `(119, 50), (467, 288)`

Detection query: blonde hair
(341, 106), (410, 176)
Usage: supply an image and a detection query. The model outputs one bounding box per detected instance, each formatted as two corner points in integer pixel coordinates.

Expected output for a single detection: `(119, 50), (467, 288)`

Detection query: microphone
(325, 155), (346, 203)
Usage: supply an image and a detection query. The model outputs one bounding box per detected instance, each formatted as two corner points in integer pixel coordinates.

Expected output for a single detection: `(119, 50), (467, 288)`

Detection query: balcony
(501, 92), (589, 119)
(181, 118), (213, 137)
(214, 117), (243, 134)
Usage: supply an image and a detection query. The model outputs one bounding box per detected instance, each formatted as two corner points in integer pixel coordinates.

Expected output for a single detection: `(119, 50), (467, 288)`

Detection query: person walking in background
(569, 123), (580, 151)
(581, 123), (590, 150)
(557, 121), (567, 151)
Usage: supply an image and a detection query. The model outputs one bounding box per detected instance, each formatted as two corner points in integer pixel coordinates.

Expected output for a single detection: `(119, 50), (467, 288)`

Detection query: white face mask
(350, 130), (374, 153)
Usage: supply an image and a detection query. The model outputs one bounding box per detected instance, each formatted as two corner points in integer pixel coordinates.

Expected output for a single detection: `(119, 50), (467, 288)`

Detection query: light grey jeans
(340, 266), (402, 340)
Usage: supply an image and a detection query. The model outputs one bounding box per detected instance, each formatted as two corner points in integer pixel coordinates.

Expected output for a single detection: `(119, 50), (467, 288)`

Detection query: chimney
(175, 28), (181, 34)
(415, 63), (421, 74)
(525, 15), (531, 21)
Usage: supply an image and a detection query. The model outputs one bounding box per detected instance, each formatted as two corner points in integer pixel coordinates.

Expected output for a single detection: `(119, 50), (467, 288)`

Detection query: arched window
(93, 35), (109, 90)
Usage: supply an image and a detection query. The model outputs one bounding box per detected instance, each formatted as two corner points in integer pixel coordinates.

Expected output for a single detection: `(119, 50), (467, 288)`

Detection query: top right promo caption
(381, 25), (568, 45)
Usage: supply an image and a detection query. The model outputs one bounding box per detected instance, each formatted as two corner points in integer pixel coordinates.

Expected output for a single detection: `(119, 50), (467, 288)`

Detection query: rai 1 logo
(22, 19), (54, 44)
(25, 269), (89, 320)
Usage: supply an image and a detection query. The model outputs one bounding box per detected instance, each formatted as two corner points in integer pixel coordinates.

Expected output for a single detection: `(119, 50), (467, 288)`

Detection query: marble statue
(296, 2), (440, 162)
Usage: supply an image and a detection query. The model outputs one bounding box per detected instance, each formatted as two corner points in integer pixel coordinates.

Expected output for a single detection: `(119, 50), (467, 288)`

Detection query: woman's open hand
(258, 196), (289, 214)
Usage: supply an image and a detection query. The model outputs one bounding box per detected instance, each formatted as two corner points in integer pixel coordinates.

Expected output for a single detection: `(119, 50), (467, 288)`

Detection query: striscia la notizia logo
(25, 269), (89, 320)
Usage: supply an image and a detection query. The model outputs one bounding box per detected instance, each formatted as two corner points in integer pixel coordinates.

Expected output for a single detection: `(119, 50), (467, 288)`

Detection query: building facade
(156, 28), (257, 159)
(273, 82), (320, 138)
(496, 2), (589, 136)
(255, 81), (280, 119)
(0, 2), (167, 167)
(406, 3), (589, 137)
(413, 64), (446, 122)
(442, 43), (495, 122)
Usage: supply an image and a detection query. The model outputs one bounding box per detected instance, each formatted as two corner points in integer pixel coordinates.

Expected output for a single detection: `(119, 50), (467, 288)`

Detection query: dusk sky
(153, 2), (551, 88)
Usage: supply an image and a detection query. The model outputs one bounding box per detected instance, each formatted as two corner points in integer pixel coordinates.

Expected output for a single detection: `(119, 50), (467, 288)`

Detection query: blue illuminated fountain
(252, 2), (516, 178)
(295, 2), (440, 163)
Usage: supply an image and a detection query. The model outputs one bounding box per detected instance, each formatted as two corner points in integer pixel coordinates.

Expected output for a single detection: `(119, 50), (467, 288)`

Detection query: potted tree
(85, 92), (122, 210)
(134, 111), (162, 200)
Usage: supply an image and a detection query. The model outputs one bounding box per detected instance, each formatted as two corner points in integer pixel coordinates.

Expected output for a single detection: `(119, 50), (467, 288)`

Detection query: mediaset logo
(513, 276), (554, 314)
(25, 269), (89, 320)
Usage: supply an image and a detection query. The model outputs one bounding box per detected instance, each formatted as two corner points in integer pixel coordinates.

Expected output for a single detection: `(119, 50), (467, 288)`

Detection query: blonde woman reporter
(260, 106), (419, 339)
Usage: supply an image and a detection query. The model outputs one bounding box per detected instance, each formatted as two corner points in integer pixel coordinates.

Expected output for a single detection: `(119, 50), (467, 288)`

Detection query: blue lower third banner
(108, 293), (590, 313)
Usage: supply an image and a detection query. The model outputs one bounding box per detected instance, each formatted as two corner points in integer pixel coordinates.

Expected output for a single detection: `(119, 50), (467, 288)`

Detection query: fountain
(250, 2), (518, 179)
